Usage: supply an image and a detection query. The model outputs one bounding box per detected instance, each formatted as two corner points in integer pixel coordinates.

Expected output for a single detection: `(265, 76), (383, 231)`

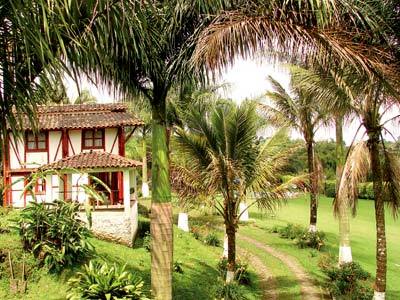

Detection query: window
(35, 178), (46, 194)
(82, 129), (104, 149)
(26, 132), (47, 151)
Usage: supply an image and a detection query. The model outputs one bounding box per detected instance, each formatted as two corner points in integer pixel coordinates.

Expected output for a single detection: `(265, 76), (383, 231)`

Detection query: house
(2, 103), (143, 214)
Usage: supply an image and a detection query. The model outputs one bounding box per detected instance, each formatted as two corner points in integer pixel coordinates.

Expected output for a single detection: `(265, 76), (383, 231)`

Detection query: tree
(262, 74), (326, 232)
(174, 100), (300, 282)
(290, 65), (354, 263)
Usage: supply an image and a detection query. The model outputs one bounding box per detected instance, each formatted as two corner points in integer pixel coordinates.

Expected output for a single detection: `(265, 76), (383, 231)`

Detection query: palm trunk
(367, 129), (386, 299)
(150, 95), (173, 300)
(336, 115), (352, 264)
(141, 128), (149, 198)
(224, 182), (237, 283)
(307, 138), (318, 232)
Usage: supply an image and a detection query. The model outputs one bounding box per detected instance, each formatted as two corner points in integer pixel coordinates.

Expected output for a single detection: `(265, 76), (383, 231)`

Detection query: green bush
(324, 180), (336, 198)
(190, 225), (203, 240)
(204, 232), (221, 247)
(142, 232), (152, 252)
(16, 200), (94, 272)
(295, 230), (326, 251)
(213, 280), (247, 300)
(358, 182), (374, 199)
(217, 257), (251, 285)
(173, 260), (184, 274)
(137, 217), (150, 239)
(67, 260), (149, 300)
(319, 256), (373, 299)
(278, 223), (304, 240)
(137, 203), (150, 217)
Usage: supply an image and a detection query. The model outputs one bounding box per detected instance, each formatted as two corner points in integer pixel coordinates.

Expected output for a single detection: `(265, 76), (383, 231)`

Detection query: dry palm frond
(335, 141), (371, 216)
(381, 147), (400, 218)
(193, 4), (396, 77)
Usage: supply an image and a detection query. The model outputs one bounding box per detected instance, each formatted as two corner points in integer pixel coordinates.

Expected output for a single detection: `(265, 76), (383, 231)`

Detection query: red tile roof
(40, 151), (142, 171)
(18, 103), (143, 130)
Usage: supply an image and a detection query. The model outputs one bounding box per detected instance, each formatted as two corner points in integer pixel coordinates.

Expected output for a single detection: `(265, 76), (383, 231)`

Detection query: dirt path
(237, 246), (278, 300)
(237, 233), (325, 300)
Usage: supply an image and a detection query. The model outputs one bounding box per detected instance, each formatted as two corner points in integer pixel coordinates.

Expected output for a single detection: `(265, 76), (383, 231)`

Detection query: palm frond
(335, 141), (371, 216)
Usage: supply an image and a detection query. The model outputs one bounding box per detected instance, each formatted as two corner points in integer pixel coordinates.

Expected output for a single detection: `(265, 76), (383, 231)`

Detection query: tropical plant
(262, 73), (326, 232)
(67, 260), (149, 300)
(174, 100), (301, 282)
(16, 200), (94, 272)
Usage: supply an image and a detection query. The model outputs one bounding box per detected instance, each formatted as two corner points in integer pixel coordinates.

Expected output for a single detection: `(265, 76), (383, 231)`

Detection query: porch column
(123, 170), (130, 216)
(129, 169), (138, 239)
(45, 174), (53, 203)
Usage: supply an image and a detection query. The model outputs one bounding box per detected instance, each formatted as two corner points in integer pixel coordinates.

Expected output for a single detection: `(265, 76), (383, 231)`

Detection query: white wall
(68, 129), (82, 155)
(9, 134), (25, 169)
(105, 128), (119, 154)
(49, 131), (62, 163)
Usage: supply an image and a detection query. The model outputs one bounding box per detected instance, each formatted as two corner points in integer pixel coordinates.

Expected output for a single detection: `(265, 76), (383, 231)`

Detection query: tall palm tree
(290, 65), (354, 263)
(262, 75), (326, 231)
(174, 100), (300, 282)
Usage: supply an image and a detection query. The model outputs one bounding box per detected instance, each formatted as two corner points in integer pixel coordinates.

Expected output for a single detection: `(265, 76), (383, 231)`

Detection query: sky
(64, 58), (399, 145)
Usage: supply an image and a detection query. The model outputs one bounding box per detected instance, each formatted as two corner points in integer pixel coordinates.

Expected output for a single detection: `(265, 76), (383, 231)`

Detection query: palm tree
(293, 65), (400, 299)
(290, 65), (354, 263)
(174, 100), (300, 282)
(262, 75), (326, 232)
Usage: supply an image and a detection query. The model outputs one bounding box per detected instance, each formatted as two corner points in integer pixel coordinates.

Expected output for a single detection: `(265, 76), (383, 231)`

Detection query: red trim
(62, 129), (68, 158)
(82, 128), (105, 150)
(118, 127), (125, 156)
(53, 133), (62, 162)
(67, 132), (76, 155)
(110, 130), (118, 153)
(9, 138), (22, 167)
(25, 131), (48, 152)
(118, 171), (123, 203)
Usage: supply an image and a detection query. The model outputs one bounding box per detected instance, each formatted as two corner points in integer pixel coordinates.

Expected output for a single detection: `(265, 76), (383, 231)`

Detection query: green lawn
(0, 208), (261, 299)
(241, 194), (400, 299)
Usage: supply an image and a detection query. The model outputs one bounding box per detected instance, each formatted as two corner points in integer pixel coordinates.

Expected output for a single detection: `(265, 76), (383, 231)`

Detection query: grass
(0, 207), (261, 299)
(242, 194), (400, 299)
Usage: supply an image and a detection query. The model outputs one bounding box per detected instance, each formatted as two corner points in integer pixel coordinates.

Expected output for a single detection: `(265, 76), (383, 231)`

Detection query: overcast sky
(65, 58), (399, 145)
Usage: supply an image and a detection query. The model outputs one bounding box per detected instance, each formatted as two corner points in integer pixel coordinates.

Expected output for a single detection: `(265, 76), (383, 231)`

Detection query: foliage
(142, 232), (152, 252)
(173, 260), (184, 274)
(277, 223), (304, 240)
(324, 180), (337, 198)
(66, 260), (149, 300)
(16, 200), (94, 272)
(271, 223), (325, 250)
(295, 230), (326, 251)
(213, 279), (247, 300)
(204, 232), (221, 247)
(319, 256), (373, 299)
(190, 225), (204, 240)
(217, 258), (251, 286)
(136, 217), (150, 239)
(137, 204), (150, 218)
(358, 182), (374, 200)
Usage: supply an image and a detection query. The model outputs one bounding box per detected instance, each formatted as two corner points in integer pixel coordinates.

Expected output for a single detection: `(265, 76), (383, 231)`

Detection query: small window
(82, 129), (104, 149)
(25, 132), (47, 151)
(35, 178), (46, 194)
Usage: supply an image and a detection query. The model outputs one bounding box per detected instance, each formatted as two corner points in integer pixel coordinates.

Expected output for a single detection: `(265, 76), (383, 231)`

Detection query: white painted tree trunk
(177, 212), (189, 232)
(338, 246), (353, 264)
(373, 291), (385, 300)
(223, 234), (228, 258)
(308, 224), (317, 232)
(226, 270), (235, 283)
(141, 182), (150, 198)
(239, 202), (249, 221)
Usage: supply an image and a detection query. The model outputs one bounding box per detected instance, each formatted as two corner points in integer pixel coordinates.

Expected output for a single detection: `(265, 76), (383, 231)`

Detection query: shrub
(278, 223), (303, 240)
(137, 217), (150, 239)
(358, 182), (374, 200)
(319, 256), (373, 299)
(324, 180), (336, 198)
(16, 200), (94, 272)
(204, 232), (221, 247)
(67, 260), (149, 300)
(213, 280), (247, 300)
(191, 226), (203, 240)
(142, 232), (152, 252)
(217, 257), (251, 285)
(138, 203), (150, 217)
(295, 230), (325, 251)
(173, 260), (184, 274)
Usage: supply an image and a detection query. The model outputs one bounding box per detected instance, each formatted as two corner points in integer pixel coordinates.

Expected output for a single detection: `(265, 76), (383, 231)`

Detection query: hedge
(323, 180), (374, 200)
